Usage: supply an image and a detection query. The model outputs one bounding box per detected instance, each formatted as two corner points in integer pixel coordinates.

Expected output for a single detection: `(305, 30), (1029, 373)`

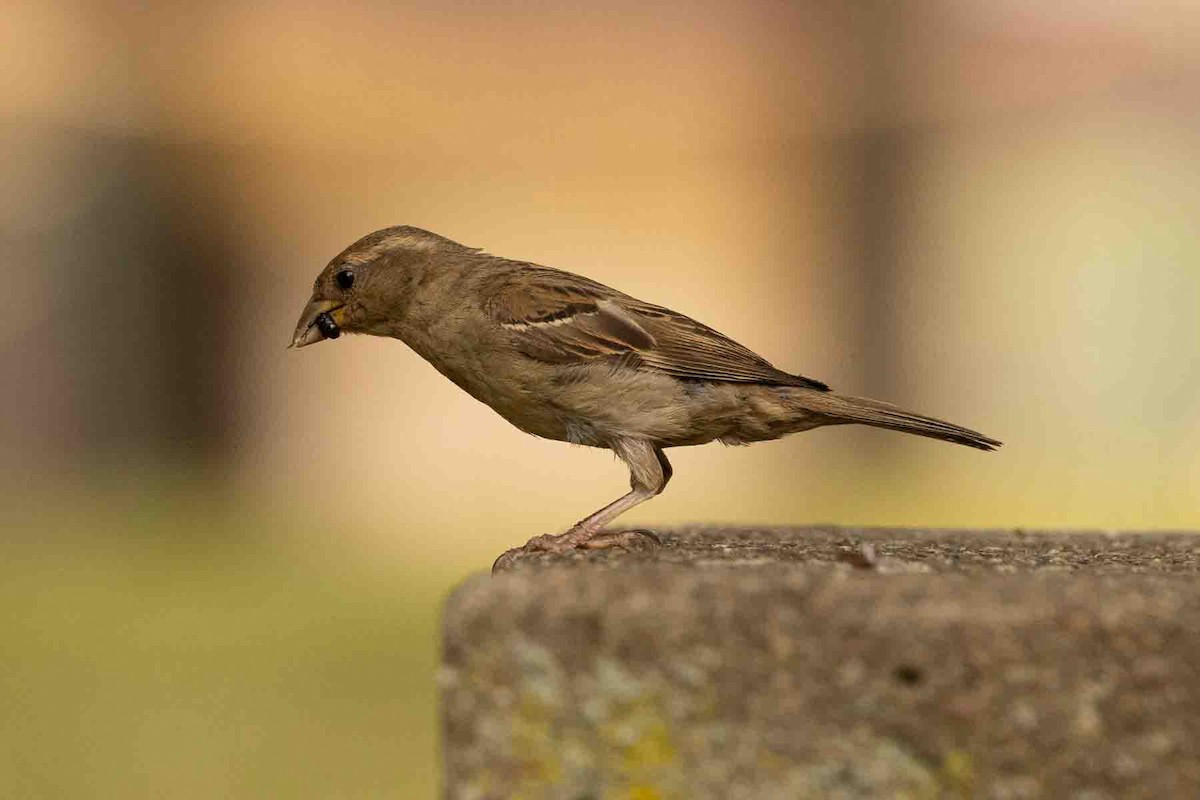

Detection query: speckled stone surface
(441, 527), (1200, 800)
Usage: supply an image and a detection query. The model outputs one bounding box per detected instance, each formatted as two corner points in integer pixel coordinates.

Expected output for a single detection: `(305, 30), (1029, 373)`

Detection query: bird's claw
(490, 548), (523, 574)
(578, 528), (661, 549)
(522, 533), (564, 552)
(491, 528), (663, 574)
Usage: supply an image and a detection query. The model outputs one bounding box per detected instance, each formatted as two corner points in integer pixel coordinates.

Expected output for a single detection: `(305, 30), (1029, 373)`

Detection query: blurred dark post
(77, 137), (238, 465)
(848, 2), (906, 403)
(146, 142), (240, 462)
(2, 125), (238, 474)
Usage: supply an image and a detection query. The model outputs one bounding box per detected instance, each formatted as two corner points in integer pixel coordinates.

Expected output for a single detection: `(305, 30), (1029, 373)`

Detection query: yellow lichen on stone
(623, 786), (665, 800)
(600, 696), (683, 800)
(504, 693), (565, 796)
(938, 749), (977, 798)
(621, 718), (677, 772)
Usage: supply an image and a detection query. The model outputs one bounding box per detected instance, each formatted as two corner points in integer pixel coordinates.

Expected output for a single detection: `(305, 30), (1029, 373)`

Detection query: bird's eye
(335, 269), (355, 290)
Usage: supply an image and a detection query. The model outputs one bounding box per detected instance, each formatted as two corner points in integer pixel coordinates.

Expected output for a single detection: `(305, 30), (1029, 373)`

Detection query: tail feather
(799, 392), (1001, 451)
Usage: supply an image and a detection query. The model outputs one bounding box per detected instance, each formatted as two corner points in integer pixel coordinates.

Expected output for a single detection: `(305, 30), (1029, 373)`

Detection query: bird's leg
(528, 439), (669, 551)
(575, 444), (671, 550)
(553, 487), (659, 550)
(492, 440), (671, 571)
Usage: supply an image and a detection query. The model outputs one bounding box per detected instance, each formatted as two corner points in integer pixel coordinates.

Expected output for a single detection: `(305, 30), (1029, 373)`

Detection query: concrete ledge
(440, 527), (1200, 799)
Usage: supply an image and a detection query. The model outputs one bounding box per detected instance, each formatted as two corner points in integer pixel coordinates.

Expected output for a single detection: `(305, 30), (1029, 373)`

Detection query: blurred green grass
(0, 489), (461, 800)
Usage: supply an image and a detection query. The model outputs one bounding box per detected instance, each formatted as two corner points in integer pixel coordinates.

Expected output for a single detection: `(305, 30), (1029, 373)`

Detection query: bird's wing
(484, 266), (829, 390)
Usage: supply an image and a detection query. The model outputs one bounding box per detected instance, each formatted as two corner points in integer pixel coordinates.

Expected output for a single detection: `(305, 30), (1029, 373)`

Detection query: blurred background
(3, 1), (1198, 797)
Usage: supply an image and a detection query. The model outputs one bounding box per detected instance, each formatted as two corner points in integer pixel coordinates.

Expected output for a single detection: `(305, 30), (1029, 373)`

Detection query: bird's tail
(796, 391), (1001, 451)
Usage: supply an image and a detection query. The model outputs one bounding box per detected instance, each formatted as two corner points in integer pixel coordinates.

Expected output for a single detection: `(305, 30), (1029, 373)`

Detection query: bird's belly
(520, 366), (698, 447)
(419, 349), (586, 443)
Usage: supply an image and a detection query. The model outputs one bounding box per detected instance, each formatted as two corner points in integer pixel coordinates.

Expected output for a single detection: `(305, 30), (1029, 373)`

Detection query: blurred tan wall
(3, 1), (1199, 562)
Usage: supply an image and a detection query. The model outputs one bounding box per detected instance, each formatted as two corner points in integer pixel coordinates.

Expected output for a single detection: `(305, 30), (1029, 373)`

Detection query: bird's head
(289, 225), (468, 348)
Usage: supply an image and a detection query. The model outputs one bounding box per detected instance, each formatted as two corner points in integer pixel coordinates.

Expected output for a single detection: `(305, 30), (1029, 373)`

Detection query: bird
(290, 226), (1001, 571)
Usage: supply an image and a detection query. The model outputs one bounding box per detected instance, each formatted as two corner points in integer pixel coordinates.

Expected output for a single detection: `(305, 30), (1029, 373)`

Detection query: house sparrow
(291, 226), (1000, 571)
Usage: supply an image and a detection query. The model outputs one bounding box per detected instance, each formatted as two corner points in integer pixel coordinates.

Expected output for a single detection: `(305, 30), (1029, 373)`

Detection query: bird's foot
(491, 528), (661, 574)
(578, 528), (662, 550)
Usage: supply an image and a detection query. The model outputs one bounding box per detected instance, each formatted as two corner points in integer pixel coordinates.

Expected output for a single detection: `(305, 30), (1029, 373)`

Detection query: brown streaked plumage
(290, 226), (1001, 571)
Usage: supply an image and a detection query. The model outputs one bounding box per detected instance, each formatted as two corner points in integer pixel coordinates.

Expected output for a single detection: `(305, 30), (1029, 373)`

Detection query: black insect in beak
(316, 312), (341, 340)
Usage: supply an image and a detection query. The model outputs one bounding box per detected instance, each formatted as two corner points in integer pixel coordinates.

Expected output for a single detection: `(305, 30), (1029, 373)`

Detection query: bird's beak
(289, 298), (346, 349)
